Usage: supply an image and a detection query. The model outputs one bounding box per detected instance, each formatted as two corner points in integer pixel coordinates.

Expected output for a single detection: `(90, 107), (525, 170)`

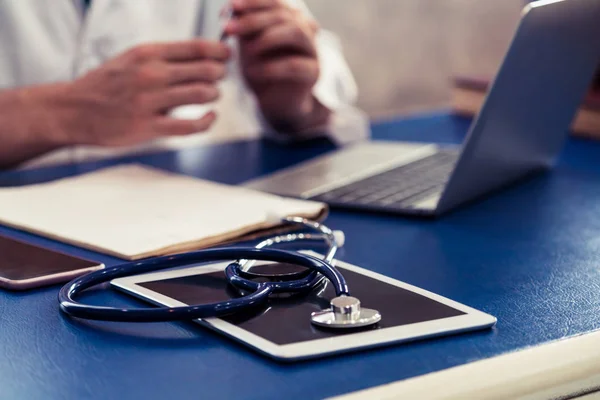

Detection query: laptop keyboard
(310, 150), (459, 209)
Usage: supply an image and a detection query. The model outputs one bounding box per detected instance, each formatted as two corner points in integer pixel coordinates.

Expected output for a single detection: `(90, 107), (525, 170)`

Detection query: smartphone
(0, 234), (104, 290)
(171, 4), (234, 122)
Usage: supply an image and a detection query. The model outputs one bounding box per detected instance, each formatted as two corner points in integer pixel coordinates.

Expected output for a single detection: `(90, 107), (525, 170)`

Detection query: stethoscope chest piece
(310, 296), (381, 329)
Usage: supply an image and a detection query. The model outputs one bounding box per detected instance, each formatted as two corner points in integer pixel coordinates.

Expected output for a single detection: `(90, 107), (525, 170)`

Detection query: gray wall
(305, 0), (524, 119)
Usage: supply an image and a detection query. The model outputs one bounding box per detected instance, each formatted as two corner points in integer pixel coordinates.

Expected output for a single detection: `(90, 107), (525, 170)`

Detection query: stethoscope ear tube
(58, 247), (349, 322)
(226, 262), (326, 294)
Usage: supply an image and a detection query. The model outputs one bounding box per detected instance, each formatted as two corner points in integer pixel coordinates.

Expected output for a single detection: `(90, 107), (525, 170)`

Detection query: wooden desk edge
(328, 330), (600, 400)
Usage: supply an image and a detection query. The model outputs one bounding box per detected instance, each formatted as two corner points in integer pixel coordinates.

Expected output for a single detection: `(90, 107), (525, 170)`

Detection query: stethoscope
(58, 217), (382, 329)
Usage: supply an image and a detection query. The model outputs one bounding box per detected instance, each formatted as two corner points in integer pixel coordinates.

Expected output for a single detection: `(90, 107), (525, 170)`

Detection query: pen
(219, 5), (234, 42)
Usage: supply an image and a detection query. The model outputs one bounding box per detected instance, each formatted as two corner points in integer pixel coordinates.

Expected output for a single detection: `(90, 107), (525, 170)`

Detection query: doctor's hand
(60, 40), (230, 147)
(225, 0), (331, 133)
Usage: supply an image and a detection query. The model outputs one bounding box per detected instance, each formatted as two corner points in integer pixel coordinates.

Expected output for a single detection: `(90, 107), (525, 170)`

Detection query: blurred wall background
(304, 0), (525, 119)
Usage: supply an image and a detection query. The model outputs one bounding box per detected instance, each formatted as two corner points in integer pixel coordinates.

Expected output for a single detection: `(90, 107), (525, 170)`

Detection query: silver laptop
(244, 0), (600, 217)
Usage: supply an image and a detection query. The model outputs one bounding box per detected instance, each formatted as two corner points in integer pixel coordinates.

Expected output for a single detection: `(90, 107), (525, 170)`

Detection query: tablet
(0, 234), (104, 290)
(111, 254), (497, 361)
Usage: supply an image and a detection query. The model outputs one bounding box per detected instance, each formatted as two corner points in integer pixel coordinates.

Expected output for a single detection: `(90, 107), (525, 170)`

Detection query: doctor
(0, 0), (368, 169)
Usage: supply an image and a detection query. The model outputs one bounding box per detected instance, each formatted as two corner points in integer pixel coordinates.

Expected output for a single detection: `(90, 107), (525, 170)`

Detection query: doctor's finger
(153, 111), (217, 136)
(161, 40), (231, 61)
(225, 8), (293, 37)
(245, 56), (318, 84)
(231, 0), (282, 13)
(243, 24), (316, 60)
(151, 83), (220, 111)
(127, 40), (231, 63)
(166, 61), (227, 85)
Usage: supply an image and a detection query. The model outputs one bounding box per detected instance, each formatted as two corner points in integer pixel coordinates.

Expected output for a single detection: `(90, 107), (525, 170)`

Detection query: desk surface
(2, 112), (600, 400)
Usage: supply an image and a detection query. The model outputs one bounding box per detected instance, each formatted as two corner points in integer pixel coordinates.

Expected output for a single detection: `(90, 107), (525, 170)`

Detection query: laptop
(243, 0), (600, 217)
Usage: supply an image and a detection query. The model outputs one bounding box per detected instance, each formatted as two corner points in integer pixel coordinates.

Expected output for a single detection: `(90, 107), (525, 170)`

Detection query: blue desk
(2, 112), (600, 399)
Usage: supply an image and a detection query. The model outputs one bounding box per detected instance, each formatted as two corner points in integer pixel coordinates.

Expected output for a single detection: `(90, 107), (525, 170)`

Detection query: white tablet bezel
(111, 253), (497, 361)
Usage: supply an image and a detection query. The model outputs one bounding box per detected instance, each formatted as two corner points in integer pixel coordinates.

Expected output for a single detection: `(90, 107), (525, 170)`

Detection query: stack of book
(450, 68), (600, 139)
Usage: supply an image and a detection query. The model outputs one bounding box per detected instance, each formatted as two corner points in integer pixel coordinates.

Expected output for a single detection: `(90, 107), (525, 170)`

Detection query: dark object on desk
(140, 264), (467, 343)
(116, 259), (495, 361)
(244, 0), (600, 217)
(0, 234), (103, 290)
(451, 74), (600, 140)
(593, 65), (600, 89)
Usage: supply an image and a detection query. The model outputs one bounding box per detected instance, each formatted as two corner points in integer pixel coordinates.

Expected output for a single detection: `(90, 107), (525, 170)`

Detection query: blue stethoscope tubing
(58, 247), (350, 322)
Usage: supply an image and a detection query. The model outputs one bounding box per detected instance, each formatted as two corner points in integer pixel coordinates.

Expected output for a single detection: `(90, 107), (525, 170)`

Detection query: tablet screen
(139, 263), (466, 345)
(0, 234), (100, 281)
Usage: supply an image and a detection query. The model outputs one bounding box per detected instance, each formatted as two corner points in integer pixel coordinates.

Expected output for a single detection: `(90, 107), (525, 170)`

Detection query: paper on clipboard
(0, 164), (327, 260)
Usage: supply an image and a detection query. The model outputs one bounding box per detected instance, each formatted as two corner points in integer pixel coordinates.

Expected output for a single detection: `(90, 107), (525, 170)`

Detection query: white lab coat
(0, 0), (369, 168)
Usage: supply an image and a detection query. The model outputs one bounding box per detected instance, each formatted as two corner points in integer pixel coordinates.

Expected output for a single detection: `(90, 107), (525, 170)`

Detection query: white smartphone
(170, 3), (234, 121)
(111, 252), (497, 362)
(0, 234), (104, 290)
